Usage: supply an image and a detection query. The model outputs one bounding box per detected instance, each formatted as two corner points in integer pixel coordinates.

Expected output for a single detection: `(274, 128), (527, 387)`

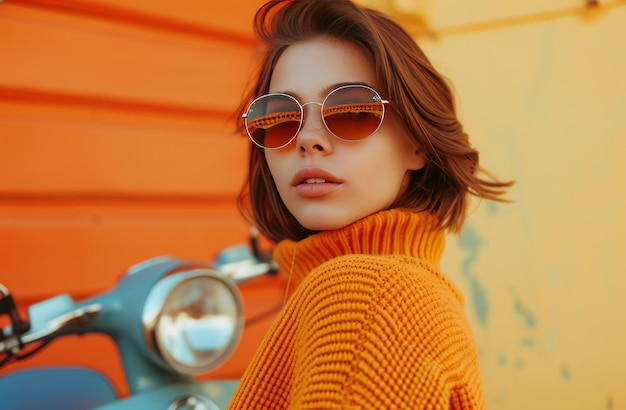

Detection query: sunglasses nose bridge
(301, 101), (323, 112)
(299, 101), (325, 128)
(296, 101), (332, 143)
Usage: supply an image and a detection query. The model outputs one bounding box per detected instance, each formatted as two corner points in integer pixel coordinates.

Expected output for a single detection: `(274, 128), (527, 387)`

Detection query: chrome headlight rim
(142, 268), (244, 375)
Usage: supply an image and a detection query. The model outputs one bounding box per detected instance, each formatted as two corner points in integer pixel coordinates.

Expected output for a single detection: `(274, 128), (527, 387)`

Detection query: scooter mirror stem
(0, 284), (31, 349)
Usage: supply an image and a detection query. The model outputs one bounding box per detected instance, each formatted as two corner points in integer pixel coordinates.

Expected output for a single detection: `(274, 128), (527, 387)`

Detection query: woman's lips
(292, 168), (342, 198)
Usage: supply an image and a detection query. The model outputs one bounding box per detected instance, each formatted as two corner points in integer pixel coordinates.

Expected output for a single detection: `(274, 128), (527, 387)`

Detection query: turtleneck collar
(273, 209), (446, 288)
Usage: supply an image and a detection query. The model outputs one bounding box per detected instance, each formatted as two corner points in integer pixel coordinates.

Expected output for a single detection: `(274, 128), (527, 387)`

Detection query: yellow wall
(368, 0), (626, 408)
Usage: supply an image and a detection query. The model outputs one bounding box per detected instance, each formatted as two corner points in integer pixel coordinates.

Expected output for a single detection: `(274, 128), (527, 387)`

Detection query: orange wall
(0, 0), (278, 397)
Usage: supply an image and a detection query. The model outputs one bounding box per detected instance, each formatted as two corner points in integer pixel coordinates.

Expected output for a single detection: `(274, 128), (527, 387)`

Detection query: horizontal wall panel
(0, 200), (252, 297)
(15, 0), (265, 38)
(0, 100), (249, 194)
(0, 2), (258, 109)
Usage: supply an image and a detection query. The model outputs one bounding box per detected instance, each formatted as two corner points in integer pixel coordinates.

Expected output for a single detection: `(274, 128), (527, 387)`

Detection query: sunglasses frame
(242, 84), (389, 149)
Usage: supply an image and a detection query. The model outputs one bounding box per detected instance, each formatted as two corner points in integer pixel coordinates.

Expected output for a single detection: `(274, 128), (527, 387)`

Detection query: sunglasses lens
(245, 95), (301, 149)
(323, 86), (385, 141)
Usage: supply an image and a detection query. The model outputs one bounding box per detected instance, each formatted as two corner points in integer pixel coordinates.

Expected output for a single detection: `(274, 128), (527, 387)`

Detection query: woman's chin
(295, 211), (368, 233)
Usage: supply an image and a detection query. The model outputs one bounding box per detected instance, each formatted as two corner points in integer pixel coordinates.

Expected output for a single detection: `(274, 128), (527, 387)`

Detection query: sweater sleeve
(288, 254), (483, 409)
(228, 254), (484, 409)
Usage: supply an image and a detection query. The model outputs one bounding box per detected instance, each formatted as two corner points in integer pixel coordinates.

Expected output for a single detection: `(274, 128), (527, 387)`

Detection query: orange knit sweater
(228, 210), (484, 409)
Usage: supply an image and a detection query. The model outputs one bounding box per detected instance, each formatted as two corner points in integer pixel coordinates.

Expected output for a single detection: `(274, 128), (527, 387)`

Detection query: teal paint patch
(561, 366), (570, 381)
(458, 225), (490, 326)
(459, 225), (481, 274)
(520, 338), (535, 348)
(470, 276), (489, 326)
(487, 201), (498, 215)
(514, 299), (537, 328)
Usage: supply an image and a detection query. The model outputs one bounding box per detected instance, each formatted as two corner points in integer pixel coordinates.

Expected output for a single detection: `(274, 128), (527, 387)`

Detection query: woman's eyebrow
(275, 81), (377, 102)
(320, 81), (376, 96)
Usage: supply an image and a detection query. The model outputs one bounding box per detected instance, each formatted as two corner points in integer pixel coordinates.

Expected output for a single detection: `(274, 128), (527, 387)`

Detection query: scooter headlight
(142, 269), (243, 374)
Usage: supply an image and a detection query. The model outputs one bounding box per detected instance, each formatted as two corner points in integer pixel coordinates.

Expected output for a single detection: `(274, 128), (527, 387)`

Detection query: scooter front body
(0, 365), (238, 409)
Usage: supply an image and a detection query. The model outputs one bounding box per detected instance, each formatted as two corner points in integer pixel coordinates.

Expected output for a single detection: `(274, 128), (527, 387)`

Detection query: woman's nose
(297, 103), (332, 154)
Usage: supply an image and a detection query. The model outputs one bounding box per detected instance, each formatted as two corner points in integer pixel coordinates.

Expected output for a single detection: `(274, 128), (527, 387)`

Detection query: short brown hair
(237, 0), (513, 243)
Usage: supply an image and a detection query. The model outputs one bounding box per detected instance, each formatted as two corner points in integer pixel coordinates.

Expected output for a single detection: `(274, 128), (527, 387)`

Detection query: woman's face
(265, 37), (425, 232)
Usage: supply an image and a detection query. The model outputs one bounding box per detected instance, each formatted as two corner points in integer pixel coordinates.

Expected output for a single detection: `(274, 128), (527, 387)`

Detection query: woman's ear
(408, 147), (426, 171)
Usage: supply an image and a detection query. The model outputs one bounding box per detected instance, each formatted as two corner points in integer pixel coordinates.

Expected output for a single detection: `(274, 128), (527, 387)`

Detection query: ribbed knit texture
(228, 209), (484, 409)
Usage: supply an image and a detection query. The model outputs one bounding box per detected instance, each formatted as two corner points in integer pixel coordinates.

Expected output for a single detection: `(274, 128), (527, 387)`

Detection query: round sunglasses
(242, 84), (389, 149)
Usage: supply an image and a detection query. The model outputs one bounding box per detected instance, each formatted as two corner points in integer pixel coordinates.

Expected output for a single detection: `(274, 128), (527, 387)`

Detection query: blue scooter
(0, 234), (277, 409)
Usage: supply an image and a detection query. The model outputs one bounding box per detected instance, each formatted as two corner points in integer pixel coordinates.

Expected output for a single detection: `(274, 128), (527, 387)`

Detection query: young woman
(229, 0), (512, 408)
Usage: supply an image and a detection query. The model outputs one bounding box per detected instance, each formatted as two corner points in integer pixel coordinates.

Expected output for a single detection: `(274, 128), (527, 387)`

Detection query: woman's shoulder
(300, 253), (464, 311)
(291, 253), (476, 357)
(308, 254), (463, 303)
